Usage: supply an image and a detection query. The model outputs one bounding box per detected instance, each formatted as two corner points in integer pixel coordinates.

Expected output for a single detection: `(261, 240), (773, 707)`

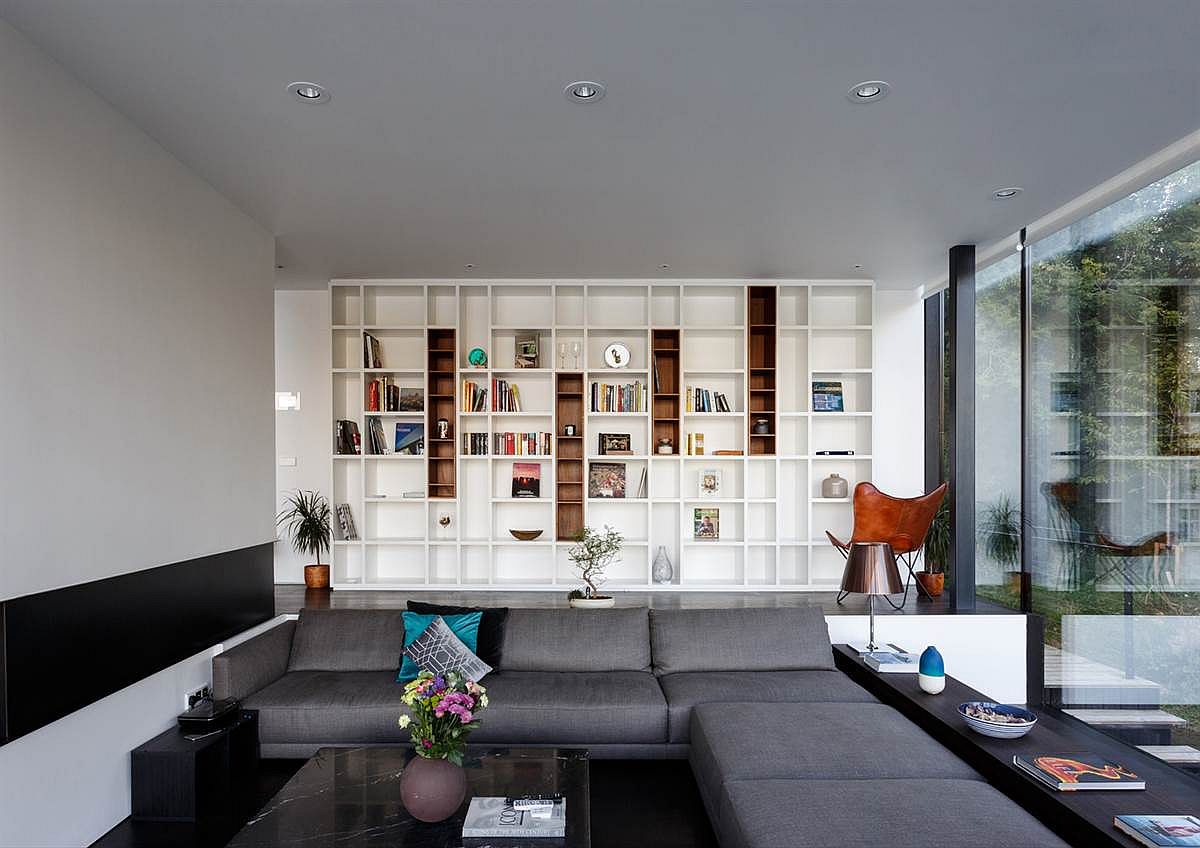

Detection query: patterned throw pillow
(402, 615), (493, 682)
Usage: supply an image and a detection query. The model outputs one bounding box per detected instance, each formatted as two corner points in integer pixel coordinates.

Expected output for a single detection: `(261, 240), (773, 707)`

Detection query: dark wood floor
(93, 758), (716, 848)
(276, 583), (962, 615)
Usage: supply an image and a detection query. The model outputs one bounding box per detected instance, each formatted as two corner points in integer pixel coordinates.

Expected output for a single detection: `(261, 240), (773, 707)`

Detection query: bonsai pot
(569, 596), (615, 609)
(915, 571), (944, 597)
(400, 756), (467, 823)
(304, 564), (330, 589)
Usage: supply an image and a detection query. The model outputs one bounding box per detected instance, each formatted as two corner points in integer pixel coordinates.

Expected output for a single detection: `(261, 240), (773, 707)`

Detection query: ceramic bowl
(508, 529), (543, 541)
(958, 701), (1037, 739)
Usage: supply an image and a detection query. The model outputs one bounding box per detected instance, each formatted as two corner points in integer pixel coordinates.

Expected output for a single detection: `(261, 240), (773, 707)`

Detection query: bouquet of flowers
(398, 670), (489, 765)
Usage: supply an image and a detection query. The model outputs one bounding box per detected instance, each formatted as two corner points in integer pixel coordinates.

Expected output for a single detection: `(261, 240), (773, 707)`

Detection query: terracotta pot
(915, 571), (944, 597)
(303, 564), (330, 589)
(400, 755), (467, 822)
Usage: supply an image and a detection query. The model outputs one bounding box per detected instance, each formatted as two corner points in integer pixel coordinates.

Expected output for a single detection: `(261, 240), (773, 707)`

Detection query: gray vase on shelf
(822, 473), (848, 499)
(652, 546), (674, 584)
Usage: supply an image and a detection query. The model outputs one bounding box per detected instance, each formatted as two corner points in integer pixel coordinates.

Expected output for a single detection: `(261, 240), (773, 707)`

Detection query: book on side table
(1114, 814), (1200, 847)
(463, 797), (566, 838)
(1014, 754), (1145, 791)
(864, 651), (918, 673)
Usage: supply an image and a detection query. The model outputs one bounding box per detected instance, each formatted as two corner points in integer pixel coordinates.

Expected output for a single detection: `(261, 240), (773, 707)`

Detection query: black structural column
(923, 294), (945, 493)
(947, 245), (976, 610)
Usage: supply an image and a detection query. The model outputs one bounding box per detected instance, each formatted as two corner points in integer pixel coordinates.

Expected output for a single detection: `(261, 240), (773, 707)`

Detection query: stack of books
(335, 420), (361, 455)
(461, 380), (488, 412)
(685, 386), (731, 412)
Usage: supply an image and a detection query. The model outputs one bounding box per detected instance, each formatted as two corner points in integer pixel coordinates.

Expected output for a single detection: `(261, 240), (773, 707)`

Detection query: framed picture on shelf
(589, 462), (626, 498)
(512, 462), (541, 498)
(515, 333), (539, 368)
(693, 508), (719, 540)
(811, 381), (844, 412)
(599, 433), (632, 456)
(398, 387), (424, 411)
(394, 423), (424, 455)
(698, 468), (722, 498)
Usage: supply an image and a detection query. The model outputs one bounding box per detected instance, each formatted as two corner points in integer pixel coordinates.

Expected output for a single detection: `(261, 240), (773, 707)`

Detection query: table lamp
(839, 542), (903, 653)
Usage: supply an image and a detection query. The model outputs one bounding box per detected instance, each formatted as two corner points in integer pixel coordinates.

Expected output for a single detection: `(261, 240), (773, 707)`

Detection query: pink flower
(421, 739), (433, 749)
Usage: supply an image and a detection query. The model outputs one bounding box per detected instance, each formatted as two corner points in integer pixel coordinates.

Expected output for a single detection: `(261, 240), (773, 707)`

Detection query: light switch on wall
(279, 456), (297, 467)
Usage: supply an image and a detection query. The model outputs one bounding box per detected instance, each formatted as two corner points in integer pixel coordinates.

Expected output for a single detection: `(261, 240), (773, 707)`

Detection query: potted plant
(397, 670), (489, 822)
(277, 490), (332, 589)
(983, 494), (1022, 593)
(566, 525), (622, 608)
(917, 502), (950, 597)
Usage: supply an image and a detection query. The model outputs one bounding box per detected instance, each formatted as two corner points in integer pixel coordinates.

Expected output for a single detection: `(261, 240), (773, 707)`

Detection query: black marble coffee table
(228, 746), (590, 847)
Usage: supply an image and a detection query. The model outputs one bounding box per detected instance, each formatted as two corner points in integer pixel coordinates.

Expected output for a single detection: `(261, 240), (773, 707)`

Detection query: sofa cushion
(407, 601), (510, 668)
(659, 670), (877, 742)
(402, 615), (493, 682)
(287, 609), (406, 672)
(244, 671), (405, 744)
(500, 608), (651, 672)
(719, 779), (1069, 848)
(468, 671), (668, 744)
(649, 608), (834, 675)
(398, 611), (482, 681)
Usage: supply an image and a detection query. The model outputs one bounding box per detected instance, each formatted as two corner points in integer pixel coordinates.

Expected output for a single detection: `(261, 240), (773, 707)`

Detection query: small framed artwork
(589, 462), (627, 498)
(693, 508), (719, 540)
(698, 468), (722, 498)
(512, 462), (541, 498)
(599, 433), (632, 456)
(515, 333), (540, 368)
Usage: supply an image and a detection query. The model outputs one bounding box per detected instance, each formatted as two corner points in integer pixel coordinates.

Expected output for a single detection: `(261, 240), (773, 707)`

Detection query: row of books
(363, 333), (384, 369)
(335, 420), (361, 454)
(590, 380), (647, 412)
(685, 386), (732, 413)
(462, 380), (488, 412)
(491, 379), (523, 412)
(335, 503), (358, 540)
(367, 377), (422, 413)
(460, 432), (553, 456)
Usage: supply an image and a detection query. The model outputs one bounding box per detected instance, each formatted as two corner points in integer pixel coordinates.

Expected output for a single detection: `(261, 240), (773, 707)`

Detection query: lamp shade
(840, 542), (903, 596)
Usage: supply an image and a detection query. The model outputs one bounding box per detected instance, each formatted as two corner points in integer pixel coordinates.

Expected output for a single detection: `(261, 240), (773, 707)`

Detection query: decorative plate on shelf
(603, 342), (630, 368)
(468, 347), (488, 368)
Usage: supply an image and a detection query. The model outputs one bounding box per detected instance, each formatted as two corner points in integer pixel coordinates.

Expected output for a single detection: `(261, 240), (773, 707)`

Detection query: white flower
(479, 694), (489, 708)
(398, 714), (411, 729)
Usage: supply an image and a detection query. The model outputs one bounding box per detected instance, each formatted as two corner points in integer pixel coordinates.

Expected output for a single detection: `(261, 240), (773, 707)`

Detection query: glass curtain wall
(1027, 160), (1200, 767)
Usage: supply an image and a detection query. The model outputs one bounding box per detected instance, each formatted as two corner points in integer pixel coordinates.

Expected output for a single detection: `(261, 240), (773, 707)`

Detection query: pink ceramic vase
(399, 755), (468, 822)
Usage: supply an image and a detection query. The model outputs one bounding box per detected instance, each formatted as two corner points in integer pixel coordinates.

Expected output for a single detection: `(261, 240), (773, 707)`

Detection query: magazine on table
(462, 796), (566, 838)
(864, 651), (918, 673)
(1013, 754), (1144, 791)
(1114, 815), (1200, 847)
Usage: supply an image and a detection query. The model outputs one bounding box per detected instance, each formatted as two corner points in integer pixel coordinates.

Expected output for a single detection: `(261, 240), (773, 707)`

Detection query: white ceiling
(2, 1), (1198, 289)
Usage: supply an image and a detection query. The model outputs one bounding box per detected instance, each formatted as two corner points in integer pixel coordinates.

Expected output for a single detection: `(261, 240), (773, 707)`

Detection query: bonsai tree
(277, 490), (332, 586)
(567, 525), (623, 599)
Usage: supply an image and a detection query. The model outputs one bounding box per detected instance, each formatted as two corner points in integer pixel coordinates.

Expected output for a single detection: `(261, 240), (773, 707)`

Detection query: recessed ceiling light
(464, 264), (475, 270)
(564, 81), (606, 103)
(993, 187), (1023, 200)
(846, 80), (890, 104)
(853, 264), (863, 270)
(287, 81), (329, 103)
(658, 264), (671, 271)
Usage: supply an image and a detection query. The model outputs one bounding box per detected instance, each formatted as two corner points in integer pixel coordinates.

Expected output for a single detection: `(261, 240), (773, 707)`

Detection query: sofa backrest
(500, 608), (652, 672)
(649, 607), (834, 675)
(287, 608), (405, 672)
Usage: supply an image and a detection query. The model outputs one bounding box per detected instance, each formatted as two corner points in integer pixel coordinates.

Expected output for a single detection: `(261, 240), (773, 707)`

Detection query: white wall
(872, 288), (926, 495)
(274, 290), (333, 582)
(0, 17), (275, 601)
(0, 19), (274, 847)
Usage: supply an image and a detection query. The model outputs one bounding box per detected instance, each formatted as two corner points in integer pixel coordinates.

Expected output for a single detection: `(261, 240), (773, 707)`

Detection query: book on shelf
(394, 423), (424, 455)
(590, 380), (647, 412)
(589, 462), (626, 498)
(652, 354), (662, 392)
(462, 432), (489, 455)
(515, 333), (540, 368)
(397, 387), (423, 411)
(685, 386), (730, 413)
(693, 508), (719, 539)
(1013, 754), (1144, 791)
(402, 490), (423, 498)
(363, 333), (383, 369)
(462, 797), (566, 839)
(366, 418), (390, 454)
(712, 449), (743, 455)
(864, 651), (918, 673)
(494, 432), (552, 456)
(698, 469), (722, 497)
(461, 379), (488, 412)
(1114, 815), (1200, 847)
(635, 467), (648, 499)
(686, 433), (705, 455)
(492, 378), (523, 412)
(512, 462), (541, 498)
(814, 450), (855, 455)
(812, 381), (845, 412)
(335, 503), (358, 540)
(335, 420), (361, 455)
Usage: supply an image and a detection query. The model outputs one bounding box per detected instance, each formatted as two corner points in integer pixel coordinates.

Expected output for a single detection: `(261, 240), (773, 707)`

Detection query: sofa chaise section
(649, 607), (876, 743)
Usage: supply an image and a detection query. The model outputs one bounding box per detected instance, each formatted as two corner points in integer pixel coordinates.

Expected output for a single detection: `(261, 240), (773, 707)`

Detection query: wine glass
(570, 341), (582, 371)
(558, 342), (568, 370)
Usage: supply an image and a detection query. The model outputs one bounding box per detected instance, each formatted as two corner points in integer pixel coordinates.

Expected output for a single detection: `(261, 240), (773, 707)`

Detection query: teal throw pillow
(397, 610), (482, 682)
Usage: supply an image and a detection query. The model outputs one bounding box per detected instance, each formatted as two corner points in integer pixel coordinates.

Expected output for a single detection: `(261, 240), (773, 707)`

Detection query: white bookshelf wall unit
(330, 281), (874, 591)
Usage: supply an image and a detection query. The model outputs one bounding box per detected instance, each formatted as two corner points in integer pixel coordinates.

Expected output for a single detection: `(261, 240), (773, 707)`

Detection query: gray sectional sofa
(213, 605), (1069, 847)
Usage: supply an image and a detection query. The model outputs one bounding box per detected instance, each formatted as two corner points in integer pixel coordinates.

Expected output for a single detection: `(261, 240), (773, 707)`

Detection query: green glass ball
(468, 347), (487, 367)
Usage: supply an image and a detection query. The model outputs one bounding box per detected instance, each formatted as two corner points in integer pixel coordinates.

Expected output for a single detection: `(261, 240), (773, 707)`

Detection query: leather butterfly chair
(827, 481), (948, 608)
